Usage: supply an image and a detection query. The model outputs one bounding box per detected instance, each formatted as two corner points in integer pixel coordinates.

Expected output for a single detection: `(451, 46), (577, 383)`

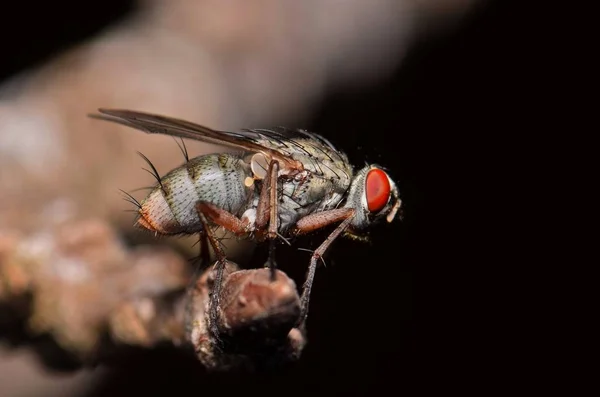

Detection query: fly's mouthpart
(342, 229), (370, 243)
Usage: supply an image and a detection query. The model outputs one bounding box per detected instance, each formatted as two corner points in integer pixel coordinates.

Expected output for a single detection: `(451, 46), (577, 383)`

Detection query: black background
(0, 0), (530, 395)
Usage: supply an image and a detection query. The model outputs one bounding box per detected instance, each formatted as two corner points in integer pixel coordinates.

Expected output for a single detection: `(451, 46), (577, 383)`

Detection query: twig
(0, 219), (305, 371)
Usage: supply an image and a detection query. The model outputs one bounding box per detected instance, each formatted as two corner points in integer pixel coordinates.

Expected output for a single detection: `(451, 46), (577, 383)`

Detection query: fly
(90, 109), (403, 336)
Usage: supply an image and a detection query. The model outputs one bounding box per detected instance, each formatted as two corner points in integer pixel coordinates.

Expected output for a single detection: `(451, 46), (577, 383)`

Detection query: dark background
(0, 0), (527, 394)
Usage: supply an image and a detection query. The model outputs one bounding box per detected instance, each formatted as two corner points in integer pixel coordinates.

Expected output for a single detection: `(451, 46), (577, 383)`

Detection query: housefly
(90, 109), (402, 335)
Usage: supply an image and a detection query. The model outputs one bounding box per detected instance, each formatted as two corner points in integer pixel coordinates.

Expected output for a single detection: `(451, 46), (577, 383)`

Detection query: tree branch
(0, 219), (304, 371)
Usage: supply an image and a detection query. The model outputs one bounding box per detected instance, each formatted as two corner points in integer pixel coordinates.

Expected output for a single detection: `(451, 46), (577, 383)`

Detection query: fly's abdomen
(136, 153), (253, 235)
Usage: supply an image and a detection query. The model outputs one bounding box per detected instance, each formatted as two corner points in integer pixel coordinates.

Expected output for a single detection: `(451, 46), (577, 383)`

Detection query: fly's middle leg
(255, 160), (280, 280)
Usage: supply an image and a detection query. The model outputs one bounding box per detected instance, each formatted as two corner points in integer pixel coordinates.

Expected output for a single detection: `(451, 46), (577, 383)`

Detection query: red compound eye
(366, 168), (391, 213)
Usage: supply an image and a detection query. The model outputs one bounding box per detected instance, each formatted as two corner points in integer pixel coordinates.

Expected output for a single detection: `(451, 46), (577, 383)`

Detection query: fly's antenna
(173, 137), (189, 163)
(119, 189), (142, 210)
(136, 151), (165, 192)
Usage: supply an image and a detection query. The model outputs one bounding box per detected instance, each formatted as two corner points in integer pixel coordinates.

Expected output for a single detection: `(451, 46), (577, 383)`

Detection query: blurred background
(0, 0), (524, 395)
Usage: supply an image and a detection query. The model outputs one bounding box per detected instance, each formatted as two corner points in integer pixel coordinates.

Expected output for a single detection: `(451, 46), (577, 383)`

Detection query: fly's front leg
(255, 160), (280, 279)
(294, 208), (355, 328)
(195, 202), (248, 341)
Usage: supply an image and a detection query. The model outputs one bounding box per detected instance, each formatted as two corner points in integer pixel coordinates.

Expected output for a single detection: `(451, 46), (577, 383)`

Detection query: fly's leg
(294, 208), (355, 328)
(195, 208), (226, 341)
(199, 230), (210, 266)
(195, 203), (247, 342)
(196, 202), (248, 235)
(189, 230), (210, 269)
(255, 160), (280, 280)
(266, 160), (280, 240)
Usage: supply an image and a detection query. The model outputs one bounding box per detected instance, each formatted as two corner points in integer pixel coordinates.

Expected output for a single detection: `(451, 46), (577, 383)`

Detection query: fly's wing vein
(90, 108), (303, 171)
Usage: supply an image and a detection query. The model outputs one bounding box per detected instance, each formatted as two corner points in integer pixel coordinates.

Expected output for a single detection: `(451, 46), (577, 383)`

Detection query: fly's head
(344, 165), (402, 231)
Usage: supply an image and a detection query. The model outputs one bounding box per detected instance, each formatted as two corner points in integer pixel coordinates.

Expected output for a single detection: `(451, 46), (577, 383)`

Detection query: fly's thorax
(291, 147), (353, 189)
(283, 154), (352, 203)
(136, 153), (254, 235)
(244, 136), (354, 222)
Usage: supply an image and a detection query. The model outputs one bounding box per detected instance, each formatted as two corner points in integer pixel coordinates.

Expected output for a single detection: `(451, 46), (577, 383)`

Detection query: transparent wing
(89, 108), (303, 170)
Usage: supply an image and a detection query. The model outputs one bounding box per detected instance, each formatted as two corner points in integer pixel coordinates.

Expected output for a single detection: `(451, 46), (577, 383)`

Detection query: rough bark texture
(0, 219), (304, 371)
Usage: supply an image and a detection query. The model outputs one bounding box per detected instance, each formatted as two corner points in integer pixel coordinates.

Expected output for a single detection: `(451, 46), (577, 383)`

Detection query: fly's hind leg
(195, 202), (248, 341)
(188, 230), (210, 270)
(255, 160), (281, 280)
